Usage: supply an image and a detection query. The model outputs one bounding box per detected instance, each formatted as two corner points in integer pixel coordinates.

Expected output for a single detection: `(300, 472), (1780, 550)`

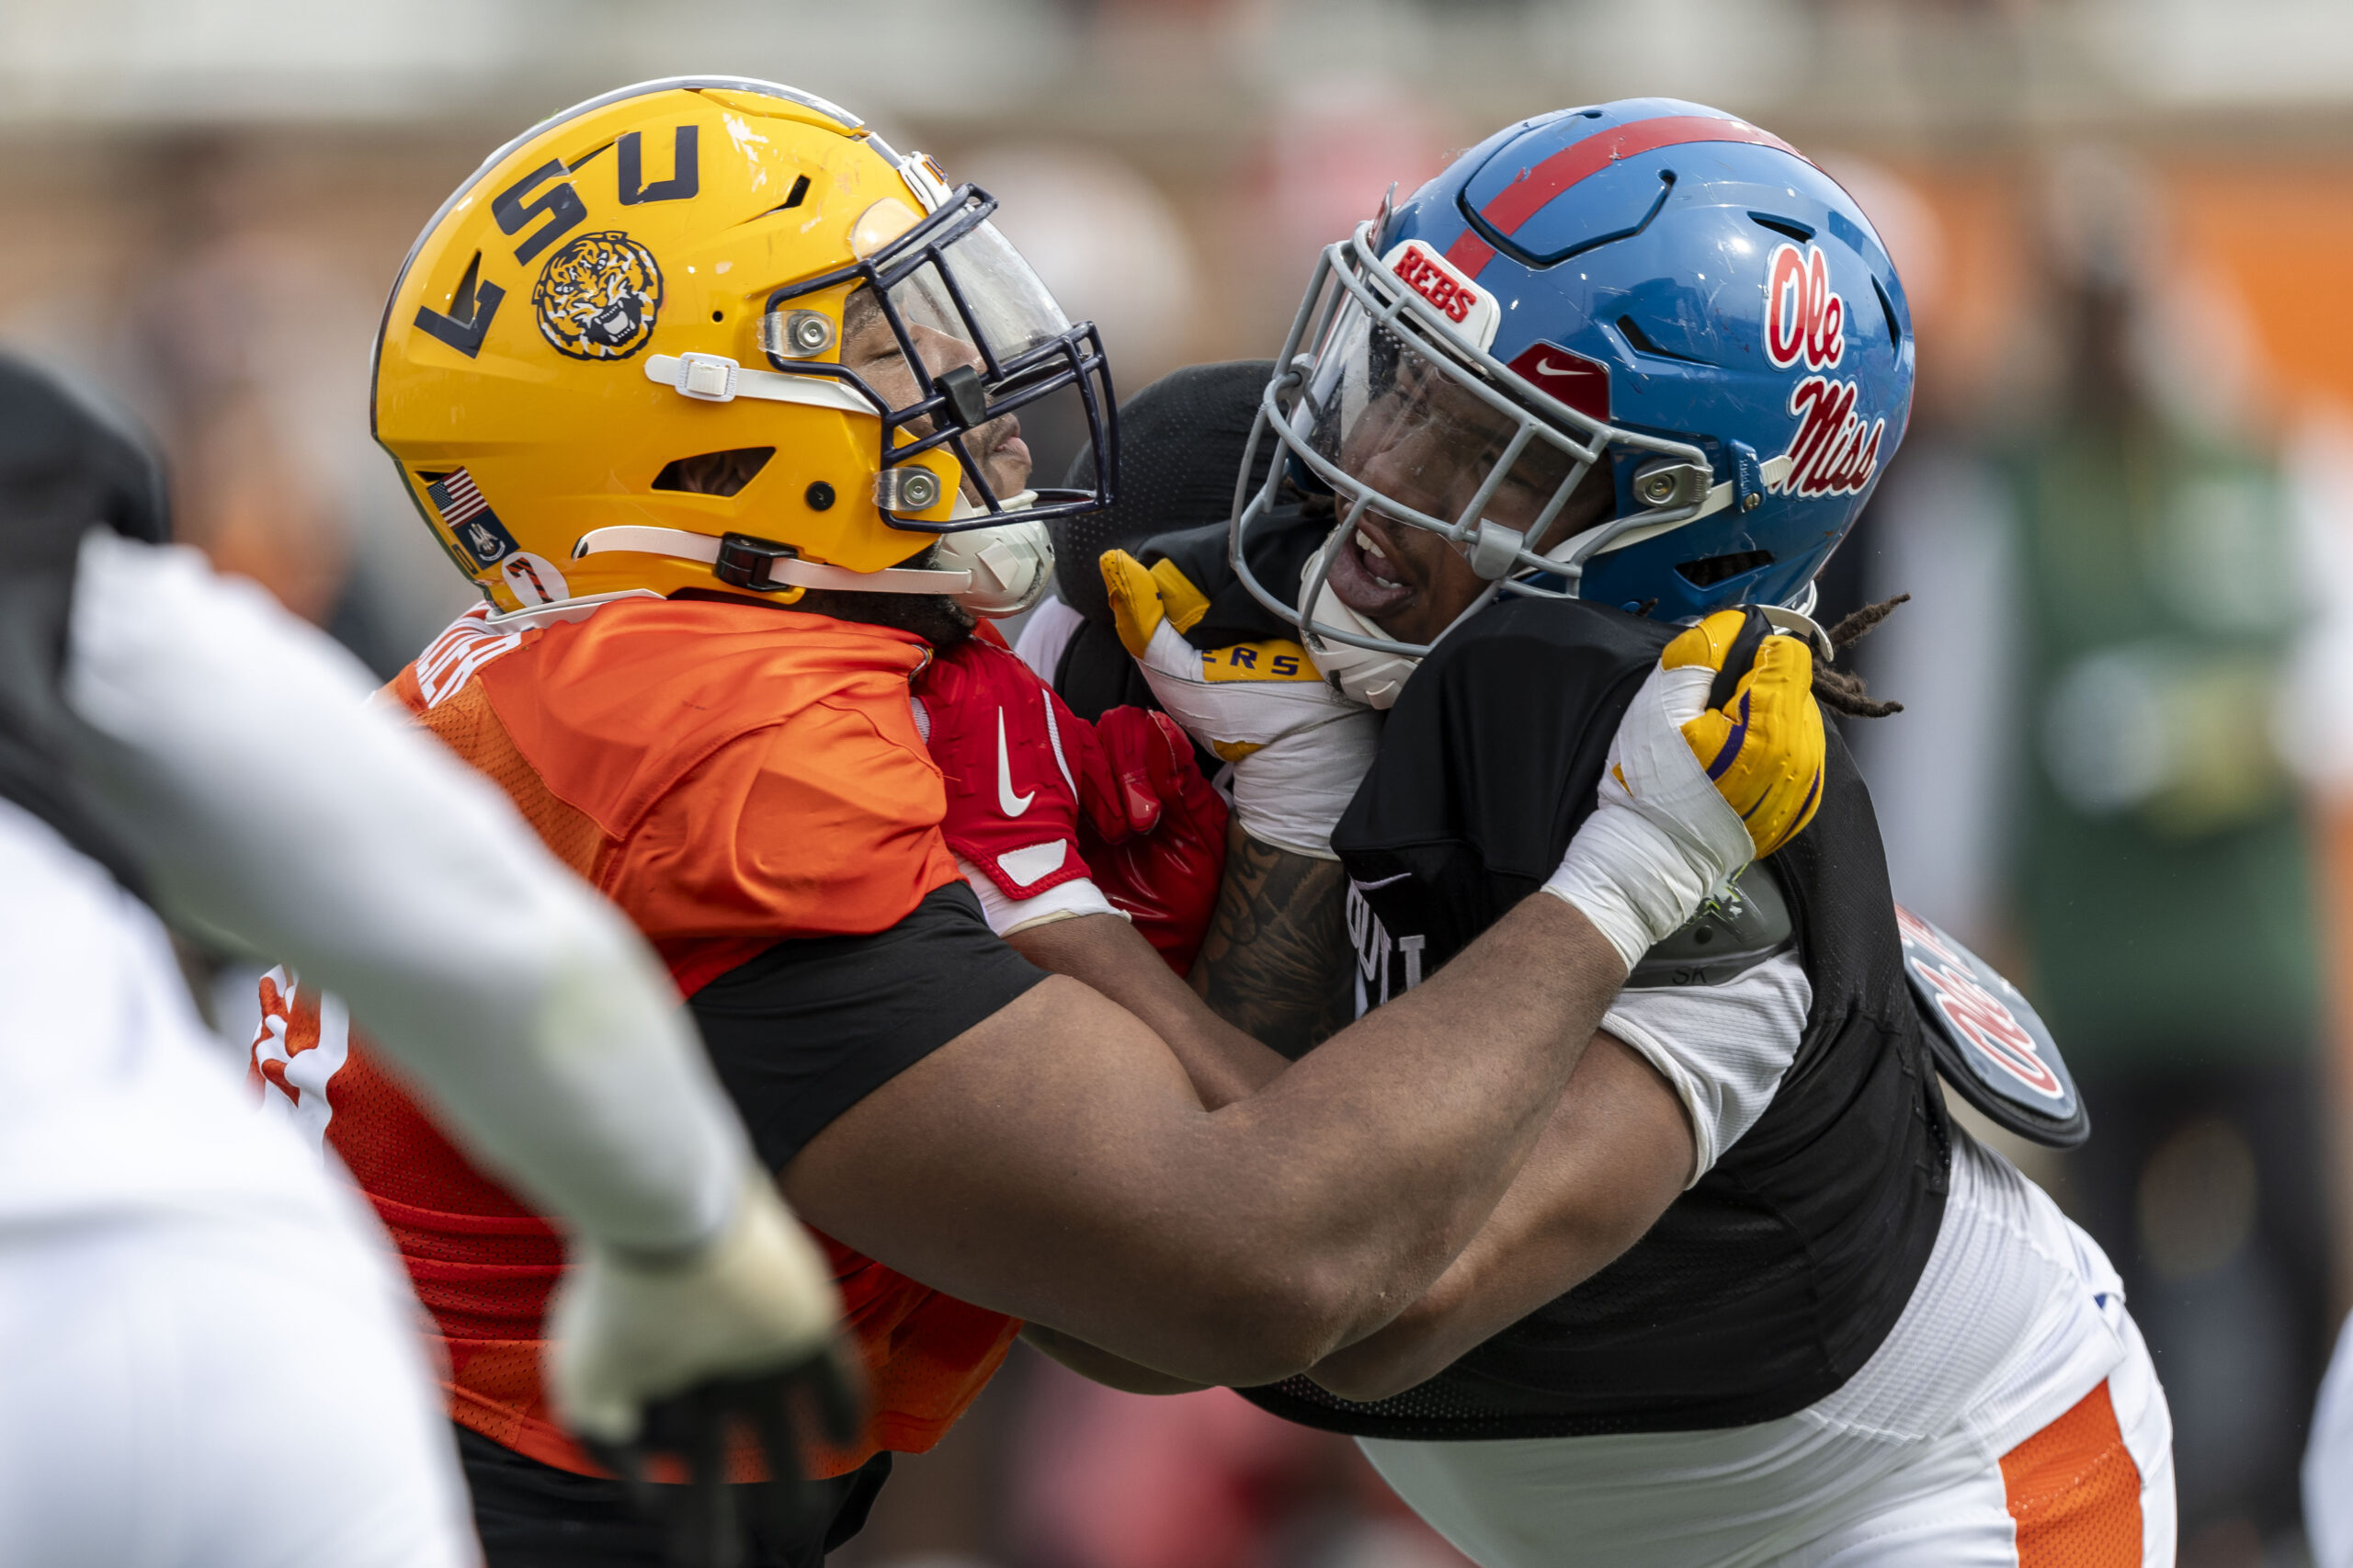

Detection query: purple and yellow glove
(1645, 610), (1825, 858)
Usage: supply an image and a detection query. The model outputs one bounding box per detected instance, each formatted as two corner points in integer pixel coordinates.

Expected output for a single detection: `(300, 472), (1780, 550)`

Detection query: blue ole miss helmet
(1233, 97), (1916, 659)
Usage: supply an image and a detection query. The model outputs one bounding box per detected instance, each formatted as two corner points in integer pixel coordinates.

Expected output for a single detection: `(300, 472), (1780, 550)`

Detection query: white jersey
(1013, 593), (1086, 687)
(1359, 954), (2177, 1567)
(0, 793), (477, 1568)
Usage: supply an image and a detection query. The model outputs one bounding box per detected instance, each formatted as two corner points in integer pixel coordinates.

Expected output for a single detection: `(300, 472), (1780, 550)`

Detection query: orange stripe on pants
(2000, 1380), (2143, 1567)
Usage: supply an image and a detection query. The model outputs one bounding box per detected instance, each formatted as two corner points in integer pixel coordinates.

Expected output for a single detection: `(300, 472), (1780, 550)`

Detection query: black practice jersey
(1049, 512), (1954, 1438)
(1238, 593), (1953, 1439)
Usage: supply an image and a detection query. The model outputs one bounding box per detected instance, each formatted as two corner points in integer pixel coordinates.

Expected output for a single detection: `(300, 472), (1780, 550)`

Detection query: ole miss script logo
(1895, 906), (2065, 1101)
(1764, 242), (1884, 499)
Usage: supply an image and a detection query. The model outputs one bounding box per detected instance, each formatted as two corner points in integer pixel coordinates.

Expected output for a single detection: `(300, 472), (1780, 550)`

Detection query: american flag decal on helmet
(422, 468), (520, 569)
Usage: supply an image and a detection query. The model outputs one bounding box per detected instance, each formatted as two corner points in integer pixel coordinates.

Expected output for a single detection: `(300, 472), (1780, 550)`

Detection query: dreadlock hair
(1813, 594), (1909, 719)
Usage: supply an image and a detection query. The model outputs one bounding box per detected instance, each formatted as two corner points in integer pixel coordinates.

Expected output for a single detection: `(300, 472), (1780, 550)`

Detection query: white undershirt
(1013, 593), (1086, 684)
(1603, 954), (1811, 1187)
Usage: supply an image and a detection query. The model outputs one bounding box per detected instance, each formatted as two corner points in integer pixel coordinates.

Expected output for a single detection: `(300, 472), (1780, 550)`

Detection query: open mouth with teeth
(1324, 515), (1426, 623)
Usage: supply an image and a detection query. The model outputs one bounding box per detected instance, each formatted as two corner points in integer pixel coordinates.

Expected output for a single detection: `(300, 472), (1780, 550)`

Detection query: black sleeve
(1051, 616), (1159, 723)
(0, 356), (172, 891)
(688, 881), (1049, 1172)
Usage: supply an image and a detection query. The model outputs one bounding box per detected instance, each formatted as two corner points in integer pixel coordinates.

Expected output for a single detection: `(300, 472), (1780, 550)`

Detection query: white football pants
(1770, 1306), (2174, 1566)
(1364, 1296), (2174, 1568)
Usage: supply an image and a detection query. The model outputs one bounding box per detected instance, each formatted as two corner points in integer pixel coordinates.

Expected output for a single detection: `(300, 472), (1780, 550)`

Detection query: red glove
(915, 638), (1126, 931)
(1084, 707), (1230, 973)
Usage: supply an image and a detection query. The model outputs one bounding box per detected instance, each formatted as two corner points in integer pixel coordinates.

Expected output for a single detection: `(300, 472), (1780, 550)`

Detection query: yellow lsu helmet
(372, 76), (1116, 617)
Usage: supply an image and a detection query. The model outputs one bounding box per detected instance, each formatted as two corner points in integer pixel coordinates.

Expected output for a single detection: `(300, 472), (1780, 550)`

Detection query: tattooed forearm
(1188, 821), (1356, 1060)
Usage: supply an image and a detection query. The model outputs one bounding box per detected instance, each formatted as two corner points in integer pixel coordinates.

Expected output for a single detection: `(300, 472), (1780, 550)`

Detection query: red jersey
(250, 597), (1019, 1477)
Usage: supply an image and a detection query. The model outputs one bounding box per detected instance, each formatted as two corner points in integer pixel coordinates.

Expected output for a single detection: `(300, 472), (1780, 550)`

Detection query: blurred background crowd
(8, 0), (2353, 1563)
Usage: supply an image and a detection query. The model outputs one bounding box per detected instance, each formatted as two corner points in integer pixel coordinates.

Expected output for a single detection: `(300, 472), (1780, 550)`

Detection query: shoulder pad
(1626, 860), (1793, 989)
(1896, 906), (2089, 1148)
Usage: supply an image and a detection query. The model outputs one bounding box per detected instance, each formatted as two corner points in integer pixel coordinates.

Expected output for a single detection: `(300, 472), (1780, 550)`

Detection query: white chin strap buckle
(643, 353), (872, 415)
(571, 518), (1052, 614)
(1543, 453), (1799, 570)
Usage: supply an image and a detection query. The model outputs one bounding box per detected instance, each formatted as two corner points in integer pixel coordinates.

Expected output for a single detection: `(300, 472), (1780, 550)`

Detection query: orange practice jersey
(251, 597), (1019, 1478)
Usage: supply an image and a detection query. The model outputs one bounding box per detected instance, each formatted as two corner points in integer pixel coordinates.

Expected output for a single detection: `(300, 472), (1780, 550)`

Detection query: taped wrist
(1540, 800), (1712, 974)
(1603, 667), (1753, 881)
(955, 857), (1122, 937)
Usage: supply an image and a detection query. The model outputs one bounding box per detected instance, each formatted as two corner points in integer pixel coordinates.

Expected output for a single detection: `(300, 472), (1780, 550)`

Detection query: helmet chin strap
(570, 491), (1051, 616)
(1758, 585), (1836, 662)
(573, 525), (975, 595)
(927, 500), (1053, 618)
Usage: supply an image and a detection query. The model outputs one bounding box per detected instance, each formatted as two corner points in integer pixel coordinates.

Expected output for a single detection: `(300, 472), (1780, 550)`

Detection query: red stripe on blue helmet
(1449, 114), (1813, 280)
(1443, 229), (1497, 277)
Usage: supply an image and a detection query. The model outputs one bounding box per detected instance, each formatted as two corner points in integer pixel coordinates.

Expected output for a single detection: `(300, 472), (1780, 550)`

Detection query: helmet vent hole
(758, 174), (812, 218)
(1616, 315), (1711, 367)
(652, 447), (776, 497)
(1676, 550), (1774, 588)
(747, 175), (813, 222)
(1748, 213), (1815, 244)
(1872, 274), (1904, 352)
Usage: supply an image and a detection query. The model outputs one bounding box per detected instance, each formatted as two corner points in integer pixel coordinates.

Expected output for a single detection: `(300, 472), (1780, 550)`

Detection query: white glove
(548, 1173), (856, 1449)
(1100, 549), (1377, 858)
(1543, 611), (1826, 971)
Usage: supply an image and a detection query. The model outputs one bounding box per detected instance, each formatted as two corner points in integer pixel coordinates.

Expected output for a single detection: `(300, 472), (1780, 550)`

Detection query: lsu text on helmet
(1233, 97), (1915, 665)
(373, 76), (1113, 618)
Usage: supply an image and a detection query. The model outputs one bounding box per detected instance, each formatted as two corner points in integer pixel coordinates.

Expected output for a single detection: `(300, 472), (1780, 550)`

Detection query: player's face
(841, 285), (1032, 505)
(1304, 316), (1608, 644)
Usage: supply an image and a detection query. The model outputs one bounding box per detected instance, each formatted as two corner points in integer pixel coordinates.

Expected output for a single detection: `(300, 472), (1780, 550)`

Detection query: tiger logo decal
(532, 231), (663, 361)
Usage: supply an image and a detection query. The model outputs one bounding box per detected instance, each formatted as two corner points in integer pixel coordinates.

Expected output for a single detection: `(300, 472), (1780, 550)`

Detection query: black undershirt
(688, 881), (1048, 1173)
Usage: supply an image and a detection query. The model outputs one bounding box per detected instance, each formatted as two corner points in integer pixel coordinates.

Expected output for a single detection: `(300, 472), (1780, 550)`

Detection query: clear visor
(756, 183), (1116, 530)
(900, 216), (1072, 365)
(787, 205), (1072, 403)
(1295, 301), (1592, 546)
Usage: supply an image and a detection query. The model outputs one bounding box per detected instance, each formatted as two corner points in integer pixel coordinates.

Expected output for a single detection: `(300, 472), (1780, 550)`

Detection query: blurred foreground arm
(61, 531), (854, 1479)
